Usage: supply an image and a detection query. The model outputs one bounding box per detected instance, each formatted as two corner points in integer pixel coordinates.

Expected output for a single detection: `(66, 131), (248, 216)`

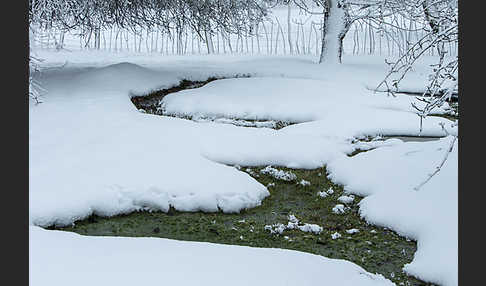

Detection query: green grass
(53, 166), (434, 286)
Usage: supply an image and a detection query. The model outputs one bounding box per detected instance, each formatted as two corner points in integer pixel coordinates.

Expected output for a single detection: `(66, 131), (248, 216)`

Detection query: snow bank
(161, 77), (452, 126)
(198, 123), (353, 169)
(30, 226), (394, 286)
(29, 63), (272, 226)
(327, 137), (458, 286)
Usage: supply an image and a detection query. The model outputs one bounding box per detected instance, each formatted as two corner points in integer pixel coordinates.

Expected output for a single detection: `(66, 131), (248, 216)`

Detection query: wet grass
(53, 166), (434, 286)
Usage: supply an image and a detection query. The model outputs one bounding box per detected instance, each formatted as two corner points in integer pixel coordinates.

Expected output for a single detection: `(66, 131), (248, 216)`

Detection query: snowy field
(31, 226), (395, 286)
(30, 49), (457, 286)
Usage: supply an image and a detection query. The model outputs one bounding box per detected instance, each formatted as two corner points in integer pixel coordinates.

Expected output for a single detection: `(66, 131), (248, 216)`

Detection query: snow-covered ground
(30, 226), (394, 286)
(161, 77), (452, 123)
(327, 136), (458, 286)
(30, 49), (457, 286)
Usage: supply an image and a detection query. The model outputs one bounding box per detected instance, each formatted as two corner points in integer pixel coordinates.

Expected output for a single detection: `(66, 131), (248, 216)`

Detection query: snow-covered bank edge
(327, 137), (458, 286)
(30, 226), (395, 286)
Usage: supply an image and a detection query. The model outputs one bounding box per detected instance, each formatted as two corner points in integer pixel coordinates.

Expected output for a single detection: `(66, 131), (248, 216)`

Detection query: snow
(288, 214), (299, 223)
(259, 166), (297, 181)
(296, 223), (323, 234)
(332, 204), (346, 214)
(161, 77), (454, 133)
(327, 136), (458, 286)
(352, 138), (404, 152)
(265, 214), (324, 235)
(195, 117), (278, 129)
(30, 226), (394, 286)
(264, 223), (287, 235)
(331, 232), (342, 240)
(338, 195), (355, 204)
(31, 61), (291, 227)
(29, 50), (457, 286)
(298, 179), (311, 186)
(317, 191), (329, 198)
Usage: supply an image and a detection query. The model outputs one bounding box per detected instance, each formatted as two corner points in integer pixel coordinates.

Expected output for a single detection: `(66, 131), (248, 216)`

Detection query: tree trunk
(204, 30), (214, 54)
(319, 0), (351, 64)
(287, 3), (293, 55)
(423, 1), (440, 35)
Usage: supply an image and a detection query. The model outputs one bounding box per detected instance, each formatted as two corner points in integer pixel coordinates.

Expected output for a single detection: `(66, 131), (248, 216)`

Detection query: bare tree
(376, 0), (458, 126)
(28, 0), (278, 100)
(291, 0), (407, 63)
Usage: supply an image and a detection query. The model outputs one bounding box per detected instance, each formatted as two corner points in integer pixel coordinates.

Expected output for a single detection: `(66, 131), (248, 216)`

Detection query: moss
(54, 166), (434, 285)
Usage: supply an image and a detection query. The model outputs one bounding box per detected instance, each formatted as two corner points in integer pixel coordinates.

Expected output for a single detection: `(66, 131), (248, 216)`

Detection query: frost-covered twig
(29, 52), (45, 105)
(412, 77), (457, 133)
(375, 0), (457, 98)
(414, 124), (457, 191)
(370, 1), (459, 191)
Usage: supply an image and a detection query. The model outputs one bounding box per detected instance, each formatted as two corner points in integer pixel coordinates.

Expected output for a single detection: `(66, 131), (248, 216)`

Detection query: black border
(5, 0), (29, 286)
(457, 1), (474, 285)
